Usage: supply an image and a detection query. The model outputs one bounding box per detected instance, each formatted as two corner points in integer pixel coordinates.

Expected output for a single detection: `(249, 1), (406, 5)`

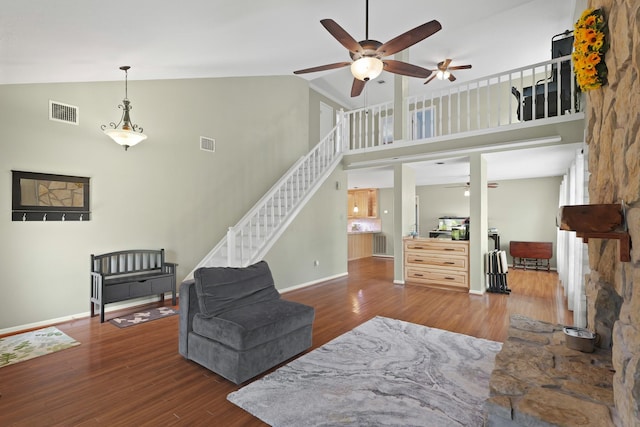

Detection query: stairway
(184, 119), (345, 281)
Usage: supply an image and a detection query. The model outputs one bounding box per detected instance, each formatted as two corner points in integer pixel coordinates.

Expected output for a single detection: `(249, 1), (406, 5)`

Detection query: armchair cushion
(193, 299), (315, 351)
(193, 260), (280, 318)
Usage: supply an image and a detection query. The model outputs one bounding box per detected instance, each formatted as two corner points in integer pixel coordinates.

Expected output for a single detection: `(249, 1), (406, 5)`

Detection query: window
(412, 107), (435, 140)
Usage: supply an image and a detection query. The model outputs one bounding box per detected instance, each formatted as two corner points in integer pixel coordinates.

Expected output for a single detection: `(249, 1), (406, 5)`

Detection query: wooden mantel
(559, 203), (631, 262)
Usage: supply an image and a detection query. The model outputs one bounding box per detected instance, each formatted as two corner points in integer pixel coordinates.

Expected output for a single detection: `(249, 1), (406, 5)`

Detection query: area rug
(109, 306), (178, 328)
(227, 316), (502, 426)
(0, 326), (80, 368)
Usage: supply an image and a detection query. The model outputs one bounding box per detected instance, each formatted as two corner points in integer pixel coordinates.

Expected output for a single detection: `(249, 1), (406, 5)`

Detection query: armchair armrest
(178, 279), (199, 357)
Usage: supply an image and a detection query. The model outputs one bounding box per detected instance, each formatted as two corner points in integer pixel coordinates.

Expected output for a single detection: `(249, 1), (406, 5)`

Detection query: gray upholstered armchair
(179, 261), (315, 384)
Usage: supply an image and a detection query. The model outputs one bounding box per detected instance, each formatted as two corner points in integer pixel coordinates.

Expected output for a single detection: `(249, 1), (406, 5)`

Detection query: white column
(394, 51), (409, 142)
(393, 164), (416, 283)
(469, 153), (488, 293)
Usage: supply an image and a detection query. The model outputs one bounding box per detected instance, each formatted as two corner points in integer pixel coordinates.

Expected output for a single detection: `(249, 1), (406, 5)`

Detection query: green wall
(0, 75), (345, 331)
(416, 176), (562, 267)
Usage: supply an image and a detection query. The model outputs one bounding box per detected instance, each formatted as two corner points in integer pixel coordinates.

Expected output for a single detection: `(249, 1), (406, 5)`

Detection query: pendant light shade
(436, 69), (451, 80)
(101, 66), (147, 150)
(350, 57), (384, 81)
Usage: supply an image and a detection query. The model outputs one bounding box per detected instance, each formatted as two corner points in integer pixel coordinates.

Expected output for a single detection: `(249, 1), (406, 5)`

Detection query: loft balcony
(339, 56), (585, 166)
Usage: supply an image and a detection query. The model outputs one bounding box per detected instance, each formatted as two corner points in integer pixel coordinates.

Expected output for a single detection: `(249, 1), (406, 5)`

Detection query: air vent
(49, 100), (79, 125)
(200, 136), (215, 152)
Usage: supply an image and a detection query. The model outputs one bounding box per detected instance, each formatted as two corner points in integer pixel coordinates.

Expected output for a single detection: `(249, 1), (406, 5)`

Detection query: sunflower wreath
(573, 8), (609, 91)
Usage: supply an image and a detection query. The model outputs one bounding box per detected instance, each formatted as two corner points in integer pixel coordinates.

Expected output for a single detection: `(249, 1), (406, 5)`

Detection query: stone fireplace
(488, 1), (640, 425)
(584, 1), (640, 426)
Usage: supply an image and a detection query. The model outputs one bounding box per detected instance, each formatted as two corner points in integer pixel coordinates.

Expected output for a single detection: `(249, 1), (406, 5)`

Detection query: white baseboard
(469, 289), (485, 295)
(0, 294), (170, 336)
(393, 279), (405, 285)
(280, 271), (349, 293)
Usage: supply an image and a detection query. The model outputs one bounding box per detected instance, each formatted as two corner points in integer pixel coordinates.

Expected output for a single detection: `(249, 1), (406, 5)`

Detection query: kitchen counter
(347, 218), (381, 234)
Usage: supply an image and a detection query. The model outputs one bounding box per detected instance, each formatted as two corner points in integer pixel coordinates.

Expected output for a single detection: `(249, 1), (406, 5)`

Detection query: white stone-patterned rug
(227, 316), (502, 426)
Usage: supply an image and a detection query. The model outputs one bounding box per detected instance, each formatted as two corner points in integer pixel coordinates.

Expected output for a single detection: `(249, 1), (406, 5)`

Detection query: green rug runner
(0, 326), (80, 368)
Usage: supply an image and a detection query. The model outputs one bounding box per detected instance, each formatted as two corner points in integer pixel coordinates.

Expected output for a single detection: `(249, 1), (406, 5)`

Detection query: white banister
(184, 115), (345, 280)
(344, 56), (581, 154)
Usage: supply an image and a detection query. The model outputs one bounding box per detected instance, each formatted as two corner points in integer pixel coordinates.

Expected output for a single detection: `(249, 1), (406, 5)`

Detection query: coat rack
(558, 203), (631, 262)
(12, 171), (91, 222)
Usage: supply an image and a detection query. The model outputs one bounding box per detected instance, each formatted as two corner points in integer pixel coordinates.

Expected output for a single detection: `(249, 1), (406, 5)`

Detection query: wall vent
(200, 136), (215, 152)
(49, 100), (79, 125)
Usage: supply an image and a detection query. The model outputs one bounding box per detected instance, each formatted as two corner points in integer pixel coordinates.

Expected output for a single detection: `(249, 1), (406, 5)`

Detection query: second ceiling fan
(294, 0), (442, 97)
(424, 59), (472, 84)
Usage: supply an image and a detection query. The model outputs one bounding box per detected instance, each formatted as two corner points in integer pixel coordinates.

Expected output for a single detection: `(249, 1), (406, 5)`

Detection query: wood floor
(0, 257), (572, 426)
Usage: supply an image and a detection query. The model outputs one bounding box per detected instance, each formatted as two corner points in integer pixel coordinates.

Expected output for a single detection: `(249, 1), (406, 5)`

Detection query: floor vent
(49, 100), (79, 125)
(200, 136), (215, 152)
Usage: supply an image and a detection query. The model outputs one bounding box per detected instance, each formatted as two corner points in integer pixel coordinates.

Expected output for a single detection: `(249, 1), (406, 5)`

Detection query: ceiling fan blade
(448, 73), (457, 82)
(424, 74), (437, 85)
(320, 19), (363, 54)
(438, 58), (452, 70)
(383, 60), (433, 78)
(376, 20), (442, 57)
(449, 64), (472, 70)
(464, 181), (499, 188)
(294, 62), (352, 75)
(351, 78), (366, 97)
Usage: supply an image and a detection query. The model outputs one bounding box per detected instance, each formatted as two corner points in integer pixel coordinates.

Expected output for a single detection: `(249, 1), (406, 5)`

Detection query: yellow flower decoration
(573, 8), (609, 91)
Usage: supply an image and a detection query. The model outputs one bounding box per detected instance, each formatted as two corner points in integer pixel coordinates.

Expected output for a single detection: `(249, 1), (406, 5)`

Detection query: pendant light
(101, 66), (147, 151)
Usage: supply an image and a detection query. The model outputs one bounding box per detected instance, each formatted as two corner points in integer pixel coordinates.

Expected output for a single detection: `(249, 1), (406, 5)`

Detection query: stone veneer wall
(487, 316), (615, 426)
(584, 1), (640, 426)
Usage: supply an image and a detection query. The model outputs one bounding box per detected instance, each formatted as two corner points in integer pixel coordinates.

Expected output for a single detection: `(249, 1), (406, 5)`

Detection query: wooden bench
(90, 249), (177, 323)
(509, 241), (552, 271)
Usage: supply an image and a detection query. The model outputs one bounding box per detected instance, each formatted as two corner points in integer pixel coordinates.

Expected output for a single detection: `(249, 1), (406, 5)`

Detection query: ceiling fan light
(351, 57), (384, 81)
(436, 70), (451, 80)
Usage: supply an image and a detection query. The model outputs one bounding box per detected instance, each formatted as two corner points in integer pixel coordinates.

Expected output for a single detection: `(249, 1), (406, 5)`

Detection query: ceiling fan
(446, 182), (499, 189)
(293, 0), (442, 97)
(424, 59), (472, 84)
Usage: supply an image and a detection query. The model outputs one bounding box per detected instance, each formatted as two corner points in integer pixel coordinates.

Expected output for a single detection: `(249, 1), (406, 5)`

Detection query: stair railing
(227, 117), (344, 266)
(184, 112), (345, 280)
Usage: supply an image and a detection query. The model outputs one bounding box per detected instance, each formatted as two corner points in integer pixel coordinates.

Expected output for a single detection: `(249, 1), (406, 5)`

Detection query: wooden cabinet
(348, 189), (378, 218)
(404, 238), (469, 291)
(348, 233), (373, 260)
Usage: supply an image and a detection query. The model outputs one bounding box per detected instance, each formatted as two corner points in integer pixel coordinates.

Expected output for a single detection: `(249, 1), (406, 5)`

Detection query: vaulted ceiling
(1, 0), (576, 109)
(1, 0), (583, 186)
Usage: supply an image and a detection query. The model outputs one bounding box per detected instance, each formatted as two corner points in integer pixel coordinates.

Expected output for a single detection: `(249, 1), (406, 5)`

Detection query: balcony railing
(343, 55), (582, 154)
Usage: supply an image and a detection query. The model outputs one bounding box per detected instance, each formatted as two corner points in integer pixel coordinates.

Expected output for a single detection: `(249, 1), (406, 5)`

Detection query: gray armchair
(179, 261), (315, 384)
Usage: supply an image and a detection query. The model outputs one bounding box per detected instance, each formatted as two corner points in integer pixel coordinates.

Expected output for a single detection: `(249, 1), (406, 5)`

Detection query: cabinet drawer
(405, 266), (468, 288)
(405, 240), (468, 255)
(405, 252), (467, 270)
(104, 283), (130, 303)
(129, 280), (152, 297)
(150, 276), (174, 293)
